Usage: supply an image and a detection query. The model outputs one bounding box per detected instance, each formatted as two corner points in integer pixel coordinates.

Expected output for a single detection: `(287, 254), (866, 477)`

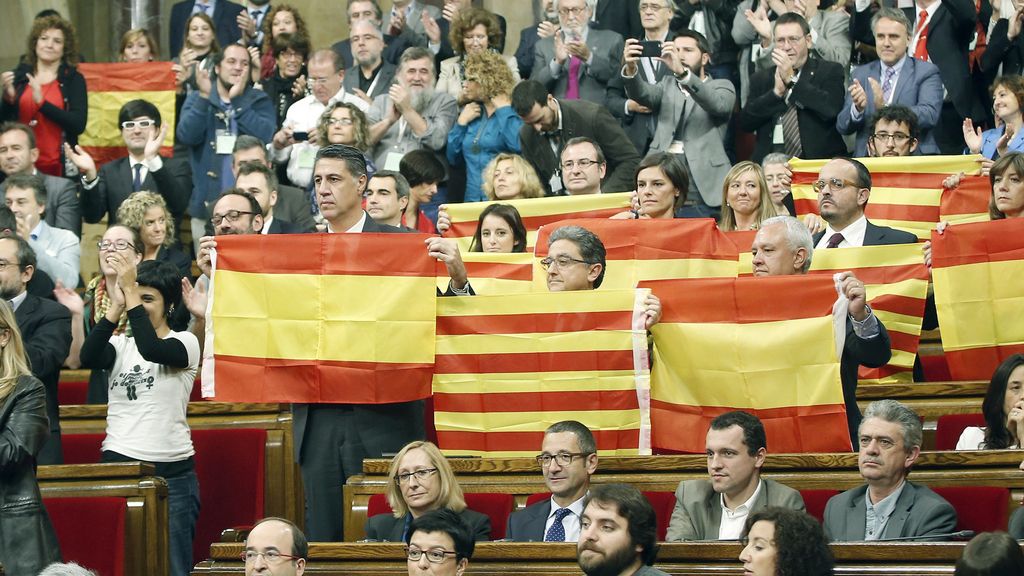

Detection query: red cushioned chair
(58, 380), (89, 405)
(46, 496), (127, 576)
(525, 492), (549, 507)
(800, 489), (839, 524)
(932, 486), (1010, 534)
(191, 428), (266, 563)
(368, 492), (393, 519)
(642, 491), (676, 541)
(919, 355), (952, 382)
(935, 413), (987, 451)
(367, 493), (514, 540)
(62, 433), (104, 464)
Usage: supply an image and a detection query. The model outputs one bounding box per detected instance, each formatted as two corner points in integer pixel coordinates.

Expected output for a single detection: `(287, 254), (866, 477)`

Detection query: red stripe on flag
(434, 350), (635, 374)
(864, 204), (938, 222)
(931, 219), (1024, 268)
(940, 175), (991, 215)
(725, 230), (758, 253)
(433, 259), (532, 281)
(446, 207), (625, 239)
(435, 429), (640, 452)
(887, 329), (923, 354)
(534, 218), (740, 261)
(808, 263), (927, 286)
(211, 355), (433, 403)
(793, 171), (951, 189)
(644, 276), (837, 323)
(650, 400), (852, 453)
(216, 233), (435, 276)
(434, 389), (640, 412)
(79, 62), (176, 91)
(859, 364), (914, 380)
(436, 311), (631, 335)
(944, 344), (1024, 381)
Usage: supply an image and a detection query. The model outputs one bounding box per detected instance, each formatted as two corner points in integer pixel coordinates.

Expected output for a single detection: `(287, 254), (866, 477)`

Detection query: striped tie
(782, 104), (801, 158)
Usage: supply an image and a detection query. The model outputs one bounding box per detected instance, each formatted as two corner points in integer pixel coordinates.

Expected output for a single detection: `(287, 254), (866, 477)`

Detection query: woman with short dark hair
(739, 507), (833, 576)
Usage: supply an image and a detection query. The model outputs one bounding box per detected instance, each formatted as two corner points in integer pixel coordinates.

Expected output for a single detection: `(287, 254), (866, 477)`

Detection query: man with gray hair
(343, 18), (399, 102)
(365, 169), (411, 228)
(38, 563), (97, 576)
(751, 215), (892, 444)
(824, 399), (956, 541)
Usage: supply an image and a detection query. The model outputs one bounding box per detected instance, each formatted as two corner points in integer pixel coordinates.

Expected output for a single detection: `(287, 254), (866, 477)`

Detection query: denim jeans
(166, 471), (201, 576)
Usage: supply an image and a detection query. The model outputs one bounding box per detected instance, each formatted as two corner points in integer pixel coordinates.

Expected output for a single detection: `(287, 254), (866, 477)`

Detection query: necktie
(826, 232), (845, 248)
(781, 103), (801, 158)
(544, 508), (573, 542)
(881, 66), (896, 104)
(566, 56), (582, 100)
(197, 3), (210, 14)
(913, 10), (929, 60)
(132, 164), (143, 192)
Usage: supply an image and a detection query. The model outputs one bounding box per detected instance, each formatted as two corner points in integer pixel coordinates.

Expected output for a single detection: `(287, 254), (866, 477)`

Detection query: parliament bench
(857, 380), (987, 449)
(193, 541), (989, 575)
(39, 462), (168, 576)
(343, 451), (1024, 542)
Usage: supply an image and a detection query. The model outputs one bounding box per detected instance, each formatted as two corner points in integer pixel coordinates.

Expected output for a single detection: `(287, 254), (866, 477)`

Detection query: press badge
(772, 121), (784, 145)
(297, 146), (316, 169)
(216, 130), (237, 154)
(384, 151), (404, 171)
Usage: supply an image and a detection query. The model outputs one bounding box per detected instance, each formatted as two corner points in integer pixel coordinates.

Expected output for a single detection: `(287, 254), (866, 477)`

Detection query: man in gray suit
(824, 399), (957, 541)
(578, 483), (669, 576)
(623, 30), (735, 218)
(666, 411), (805, 542)
(381, 0), (441, 46)
(0, 123), (81, 237)
(531, 0), (624, 102)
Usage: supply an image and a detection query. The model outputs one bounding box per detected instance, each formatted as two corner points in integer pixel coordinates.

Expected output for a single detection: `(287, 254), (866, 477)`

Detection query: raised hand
(63, 143), (97, 180)
(962, 118), (983, 154)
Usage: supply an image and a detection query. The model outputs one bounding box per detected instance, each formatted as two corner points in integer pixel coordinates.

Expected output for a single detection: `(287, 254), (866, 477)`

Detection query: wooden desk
(193, 541), (981, 575)
(343, 451), (1024, 542)
(39, 462), (168, 576)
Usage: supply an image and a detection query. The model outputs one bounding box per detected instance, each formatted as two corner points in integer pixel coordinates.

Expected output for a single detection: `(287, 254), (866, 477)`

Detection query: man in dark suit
(513, 80), (640, 195)
(516, 0), (558, 79)
(0, 123), (81, 237)
(342, 20), (399, 102)
(824, 400), (957, 540)
(850, 0), (981, 154)
(169, 0), (245, 59)
(0, 235), (71, 465)
(235, 162), (304, 234)
(507, 420), (598, 542)
(837, 8), (943, 157)
(231, 135), (315, 233)
(331, 0), (425, 69)
(738, 13), (847, 163)
(592, 0), (643, 41)
(72, 99), (191, 227)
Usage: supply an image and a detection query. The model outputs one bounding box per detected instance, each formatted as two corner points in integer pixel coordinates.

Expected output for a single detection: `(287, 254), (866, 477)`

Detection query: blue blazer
(169, 1), (244, 58)
(978, 124), (1024, 159)
(836, 56), (943, 156)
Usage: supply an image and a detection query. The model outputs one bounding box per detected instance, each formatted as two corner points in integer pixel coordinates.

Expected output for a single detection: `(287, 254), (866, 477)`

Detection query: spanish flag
(442, 193), (632, 252)
(432, 289), (652, 456)
(738, 244), (930, 384)
(791, 156), (984, 240)
(532, 218), (741, 291)
(78, 62), (176, 165)
(202, 234), (437, 403)
(434, 252), (533, 295)
(643, 276), (850, 454)
(931, 218), (1024, 380)
(939, 172), (992, 225)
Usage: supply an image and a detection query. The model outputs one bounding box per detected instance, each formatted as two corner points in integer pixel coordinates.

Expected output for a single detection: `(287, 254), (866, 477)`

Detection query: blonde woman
(119, 28), (159, 63)
(719, 161), (777, 231)
(366, 440), (491, 542)
(116, 191), (190, 280)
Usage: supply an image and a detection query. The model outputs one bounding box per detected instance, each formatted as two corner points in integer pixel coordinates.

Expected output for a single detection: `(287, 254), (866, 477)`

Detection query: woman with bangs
(468, 204), (528, 253)
(612, 152), (693, 220)
(116, 191), (191, 281)
(436, 8), (520, 102)
(964, 75), (1024, 159)
(257, 4), (309, 81)
(718, 161), (777, 231)
(317, 101), (376, 178)
(119, 28), (159, 63)
(172, 12), (219, 96)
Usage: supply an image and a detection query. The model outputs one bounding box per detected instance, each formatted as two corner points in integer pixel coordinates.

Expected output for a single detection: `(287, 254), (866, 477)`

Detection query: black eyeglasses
(97, 240), (136, 251)
(211, 210), (257, 226)
(405, 546), (457, 563)
(870, 132), (911, 145)
(240, 550), (301, 564)
(540, 255), (589, 270)
(535, 452), (589, 467)
(0, 259), (20, 271)
(394, 468), (438, 485)
(561, 158), (600, 171)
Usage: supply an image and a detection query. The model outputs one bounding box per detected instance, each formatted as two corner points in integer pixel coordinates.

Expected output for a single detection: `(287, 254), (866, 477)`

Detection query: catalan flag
(642, 276), (850, 453)
(432, 289), (652, 456)
(791, 156), (983, 240)
(939, 172), (992, 225)
(434, 252), (533, 295)
(442, 193), (632, 252)
(78, 62), (176, 165)
(202, 234), (437, 403)
(739, 244), (930, 384)
(533, 218), (741, 291)
(930, 218), (1024, 380)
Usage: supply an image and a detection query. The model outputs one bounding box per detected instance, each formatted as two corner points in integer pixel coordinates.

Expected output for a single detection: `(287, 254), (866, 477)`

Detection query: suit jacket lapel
(882, 483), (916, 538)
(847, 487), (869, 539)
(892, 58), (915, 105)
(529, 501), (551, 540)
(706, 493), (722, 536)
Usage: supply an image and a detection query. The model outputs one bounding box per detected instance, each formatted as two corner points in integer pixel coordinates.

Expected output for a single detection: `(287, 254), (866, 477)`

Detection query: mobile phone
(639, 41), (662, 58)
(292, 131), (308, 142)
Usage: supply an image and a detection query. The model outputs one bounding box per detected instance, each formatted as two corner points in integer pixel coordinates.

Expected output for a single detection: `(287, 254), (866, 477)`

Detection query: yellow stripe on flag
(432, 371), (638, 393)
(436, 288), (639, 316)
(933, 260), (1024, 351)
(81, 91), (177, 148)
(435, 409), (642, 431)
(436, 331), (633, 355)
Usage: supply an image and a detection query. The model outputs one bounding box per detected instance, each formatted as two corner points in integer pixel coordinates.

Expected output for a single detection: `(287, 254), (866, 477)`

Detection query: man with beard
(866, 106), (923, 157)
(343, 19), (398, 103)
(577, 483), (668, 576)
(235, 162), (303, 234)
(530, 0), (624, 102)
(271, 49), (367, 190)
(178, 42), (275, 250)
(622, 30), (734, 217)
(0, 122), (81, 237)
(367, 47), (457, 172)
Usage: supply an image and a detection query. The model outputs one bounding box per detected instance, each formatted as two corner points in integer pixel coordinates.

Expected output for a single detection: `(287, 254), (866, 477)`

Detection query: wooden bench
(193, 541), (985, 575)
(39, 462), (168, 576)
(58, 402), (302, 525)
(343, 451), (1024, 542)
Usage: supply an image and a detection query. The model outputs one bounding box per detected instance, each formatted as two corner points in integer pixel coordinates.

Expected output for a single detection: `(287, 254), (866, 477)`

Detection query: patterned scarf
(85, 276), (131, 336)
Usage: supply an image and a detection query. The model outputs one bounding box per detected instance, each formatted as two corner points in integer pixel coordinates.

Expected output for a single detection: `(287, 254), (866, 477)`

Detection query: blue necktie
(132, 164), (143, 192)
(544, 508), (573, 542)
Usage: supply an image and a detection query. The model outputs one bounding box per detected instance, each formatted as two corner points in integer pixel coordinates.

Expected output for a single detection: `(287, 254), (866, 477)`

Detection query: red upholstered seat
(191, 428), (266, 563)
(935, 413), (987, 451)
(919, 355), (952, 382)
(526, 492), (549, 507)
(931, 486), (1010, 534)
(800, 489), (839, 524)
(368, 493), (393, 518)
(58, 380), (89, 405)
(62, 432), (104, 464)
(45, 496), (127, 576)
(642, 491), (676, 541)
(367, 492), (515, 540)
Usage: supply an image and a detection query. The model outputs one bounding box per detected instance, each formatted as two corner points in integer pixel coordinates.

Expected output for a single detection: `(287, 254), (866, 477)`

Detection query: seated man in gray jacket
(666, 411), (804, 541)
(824, 399), (957, 541)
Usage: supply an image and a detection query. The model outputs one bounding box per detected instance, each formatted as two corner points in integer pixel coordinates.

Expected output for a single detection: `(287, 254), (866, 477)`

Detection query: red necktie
(826, 232), (845, 248)
(913, 10), (929, 61)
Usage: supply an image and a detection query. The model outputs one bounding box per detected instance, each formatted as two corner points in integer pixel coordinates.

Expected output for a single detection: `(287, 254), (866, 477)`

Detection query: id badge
(772, 122), (785, 145)
(297, 146), (316, 169)
(216, 130), (237, 154)
(383, 151), (404, 171)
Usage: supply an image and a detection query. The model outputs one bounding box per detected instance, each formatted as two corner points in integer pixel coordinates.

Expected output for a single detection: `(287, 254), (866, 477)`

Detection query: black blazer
(169, 0), (245, 58)
(812, 220), (920, 248)
(518, 99), (640, 195)
(366, 508), (493, 542)
(592, 0), (643, 41)
(265, 218), (303, 234)
(433, 15), (507, 63)
(515, 25), (541, 80)
(81, 155), (192, 224)
(332, 31), (423, 70)
(14, 293), (72, 465)
(507, 499), (553, 542)
(342, 62), (398, 101)
(739, 57), (847, 163)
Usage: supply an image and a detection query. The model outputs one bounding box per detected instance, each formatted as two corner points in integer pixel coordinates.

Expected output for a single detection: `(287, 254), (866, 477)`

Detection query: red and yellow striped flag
(432, 289), (652, 456)
(434, 252), (533, 294)
(202, 234), (437, 403)
(939, 172), (992, 225)
(791, 156), (983, 240)
(739, 244), (930, 384)
(78, 62), (176, 165)
(533, 218), (741, 290)
(442, 194), (632, 252)
(642, 276), (850, 453)
(931, 218), (1024, 380)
